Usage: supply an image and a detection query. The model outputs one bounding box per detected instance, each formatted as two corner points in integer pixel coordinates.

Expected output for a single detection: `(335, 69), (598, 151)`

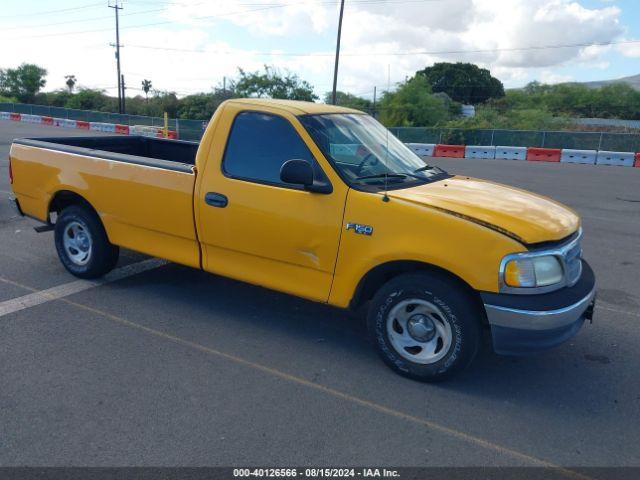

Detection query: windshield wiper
(356, 171), (436, 182)
(355, 173), (408, 181)
(414, 165), (444, 174)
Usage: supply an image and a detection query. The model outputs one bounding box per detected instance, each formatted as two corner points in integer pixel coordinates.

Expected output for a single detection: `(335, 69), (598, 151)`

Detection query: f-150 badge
(346, 223), (373, 236)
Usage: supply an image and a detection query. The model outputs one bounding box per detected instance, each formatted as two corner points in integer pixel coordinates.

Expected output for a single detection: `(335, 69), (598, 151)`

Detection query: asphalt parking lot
(1, 120), (639, 470)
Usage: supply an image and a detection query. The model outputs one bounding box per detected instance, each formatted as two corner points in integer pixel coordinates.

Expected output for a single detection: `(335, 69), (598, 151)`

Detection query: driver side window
(222, 111), (327, 187)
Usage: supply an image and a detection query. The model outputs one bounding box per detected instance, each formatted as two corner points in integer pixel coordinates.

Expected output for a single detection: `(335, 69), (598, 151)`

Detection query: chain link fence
(3, 102), (640, 150)
(390, 127), (640, 152)
(0, 102), (208, 142)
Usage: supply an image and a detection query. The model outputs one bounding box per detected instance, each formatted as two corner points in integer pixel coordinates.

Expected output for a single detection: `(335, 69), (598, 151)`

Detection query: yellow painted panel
(10, 144), (200, 268)
(195, 103), (349, 302)
(389, 176), (580, 244)
(328, 189), (527, 307)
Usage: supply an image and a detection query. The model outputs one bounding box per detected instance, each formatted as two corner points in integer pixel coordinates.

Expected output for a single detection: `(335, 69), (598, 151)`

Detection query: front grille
(563, 240), (582, 286)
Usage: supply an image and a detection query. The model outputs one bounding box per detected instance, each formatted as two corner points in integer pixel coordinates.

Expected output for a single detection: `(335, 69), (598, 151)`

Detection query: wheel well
(350, 260), (487, 323)
(48, 190), (96, 220)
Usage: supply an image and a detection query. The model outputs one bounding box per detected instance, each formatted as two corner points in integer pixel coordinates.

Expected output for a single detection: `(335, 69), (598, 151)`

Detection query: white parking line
(0, 258), (167, 318)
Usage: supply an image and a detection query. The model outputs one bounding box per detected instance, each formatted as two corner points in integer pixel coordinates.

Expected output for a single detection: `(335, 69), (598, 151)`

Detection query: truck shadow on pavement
(97, 257), (622, 417)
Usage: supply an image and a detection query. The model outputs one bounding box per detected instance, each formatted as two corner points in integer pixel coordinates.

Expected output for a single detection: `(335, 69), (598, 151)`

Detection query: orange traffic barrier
(76, 120), (90, 130)
(115, 124), (129, 135)
(635, 153), (640, 168)
(527, 147), (561, 162)
(434, 144), (465, 158)
(42, 116), (53, 125)
(10, 112), (21, 121)
(154, 129), (178, 139)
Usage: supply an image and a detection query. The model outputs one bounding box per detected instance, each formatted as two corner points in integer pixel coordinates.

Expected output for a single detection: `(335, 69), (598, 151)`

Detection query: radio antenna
(382, 64), (391, 202)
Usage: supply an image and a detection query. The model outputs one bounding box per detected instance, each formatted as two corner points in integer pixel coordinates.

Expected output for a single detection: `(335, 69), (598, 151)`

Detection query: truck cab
(9, 98), (596, 381)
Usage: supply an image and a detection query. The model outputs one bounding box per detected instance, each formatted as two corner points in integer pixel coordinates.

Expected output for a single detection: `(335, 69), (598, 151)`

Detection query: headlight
(503, 255), (563, 288)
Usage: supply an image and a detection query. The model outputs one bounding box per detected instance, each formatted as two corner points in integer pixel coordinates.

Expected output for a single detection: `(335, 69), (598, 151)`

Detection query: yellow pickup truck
(9, 98), (596, 381)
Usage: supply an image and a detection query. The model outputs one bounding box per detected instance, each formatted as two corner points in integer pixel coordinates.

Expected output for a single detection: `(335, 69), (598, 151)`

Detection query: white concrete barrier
(596, 150), (635, 167)
(130, 125), (163, 138)
(101, 123), (116, 133)
(465, 145), (496, 159)
(62, 119), (77, 129)
(0, 111), (10, 120)
(495, 146), (527, 160)
(560, 149), (597, 165)
(23, 114), (43, 124)
(90, 122), (103, 132)
(406, 143), (435, 157)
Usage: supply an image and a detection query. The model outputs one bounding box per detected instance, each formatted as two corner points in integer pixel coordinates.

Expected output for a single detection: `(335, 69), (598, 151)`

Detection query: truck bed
(10, 135), (201, 268)
(12, 135), (199, 172)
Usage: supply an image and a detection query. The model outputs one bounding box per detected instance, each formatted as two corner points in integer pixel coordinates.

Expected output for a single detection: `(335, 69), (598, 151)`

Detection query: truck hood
(388, 176), (580, 245)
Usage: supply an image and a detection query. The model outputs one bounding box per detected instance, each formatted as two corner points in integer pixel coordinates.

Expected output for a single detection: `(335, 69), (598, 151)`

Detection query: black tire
(54, 204), (119, 279)
(367, 272), (481, 382)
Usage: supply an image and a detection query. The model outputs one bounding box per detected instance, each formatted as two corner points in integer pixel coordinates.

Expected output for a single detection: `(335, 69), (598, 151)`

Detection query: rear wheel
(367, 272), (481, 382)
(54, 205), (119, 279)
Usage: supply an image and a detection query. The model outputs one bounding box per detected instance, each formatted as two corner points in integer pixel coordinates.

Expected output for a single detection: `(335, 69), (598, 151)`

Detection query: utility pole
(372, 86), (377, 117)
(121, 74), (126, 114)
(331, 0), (345, 105)
(109, 1), (124, 114)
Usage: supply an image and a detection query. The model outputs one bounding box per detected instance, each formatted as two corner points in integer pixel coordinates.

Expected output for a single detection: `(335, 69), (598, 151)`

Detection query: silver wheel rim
(386, 298), (453, 365)
(63, 221), (93, 266)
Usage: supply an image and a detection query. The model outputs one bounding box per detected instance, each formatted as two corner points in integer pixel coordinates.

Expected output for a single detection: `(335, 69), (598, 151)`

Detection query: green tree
(378, 75), (450, 127)
(233, 66), (317, 101)
(65, 75), (76, 93)
(0, 63), (47, 103)
(65, 88), (114, 111)
(148, 90), (180, 117)
(141, 79), (152, 102)
(417, 62), (505, 105)
(324, 91), (372, 112)
(178, 88), (235, 119)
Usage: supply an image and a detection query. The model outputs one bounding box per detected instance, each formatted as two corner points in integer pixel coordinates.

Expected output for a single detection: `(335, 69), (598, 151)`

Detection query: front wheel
(367, 272), (481, 382)
(54, 205), (119, 279)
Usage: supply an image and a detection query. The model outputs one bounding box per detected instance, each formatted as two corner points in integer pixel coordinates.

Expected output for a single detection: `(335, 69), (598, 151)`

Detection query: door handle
(205, 192), (228, 208)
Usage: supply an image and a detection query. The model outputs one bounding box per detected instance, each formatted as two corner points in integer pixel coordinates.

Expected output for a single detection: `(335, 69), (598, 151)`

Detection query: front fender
(328, 189), (525, 308)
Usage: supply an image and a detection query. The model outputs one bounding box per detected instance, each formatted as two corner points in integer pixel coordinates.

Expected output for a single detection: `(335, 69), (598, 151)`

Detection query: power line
(0, 2), (104, 19)
(4, 0), (444, 40)
(1, 6), (170, 32)
(121, 39), (640, 58)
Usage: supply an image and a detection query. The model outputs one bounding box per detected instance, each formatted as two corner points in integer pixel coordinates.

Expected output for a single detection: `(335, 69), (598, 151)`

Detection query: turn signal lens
(504, 255), (563, 288)
(504, 258), (536, 287)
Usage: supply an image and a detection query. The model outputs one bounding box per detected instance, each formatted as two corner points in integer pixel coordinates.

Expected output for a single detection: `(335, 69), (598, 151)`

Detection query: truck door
(196, 105), (349, 302)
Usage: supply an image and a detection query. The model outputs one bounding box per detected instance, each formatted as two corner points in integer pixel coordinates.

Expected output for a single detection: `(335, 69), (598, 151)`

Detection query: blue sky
(1, 0), (639, 99)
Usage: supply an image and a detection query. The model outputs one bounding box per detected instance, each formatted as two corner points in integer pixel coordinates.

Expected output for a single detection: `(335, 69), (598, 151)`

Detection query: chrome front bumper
(482, 260), (596, 355)
(485, 286), (596, 331)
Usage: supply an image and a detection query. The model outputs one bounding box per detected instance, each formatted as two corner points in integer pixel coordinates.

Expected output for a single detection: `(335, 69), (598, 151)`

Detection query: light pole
(331, 0), (345, 105)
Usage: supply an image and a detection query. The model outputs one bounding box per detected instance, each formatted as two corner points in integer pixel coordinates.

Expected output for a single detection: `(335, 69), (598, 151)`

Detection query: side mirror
(280, 159), (314, 187)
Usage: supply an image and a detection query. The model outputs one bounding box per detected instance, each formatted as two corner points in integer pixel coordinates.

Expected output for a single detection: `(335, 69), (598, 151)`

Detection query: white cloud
(539, 70), (574, 84)
(0, 0), (629, 96)
(162, 0), (330, 36)
(617, 39), (640, 58)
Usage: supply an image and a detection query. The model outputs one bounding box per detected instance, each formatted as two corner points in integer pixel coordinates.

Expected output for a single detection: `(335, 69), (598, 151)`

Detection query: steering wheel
(355, 153), (380, 176)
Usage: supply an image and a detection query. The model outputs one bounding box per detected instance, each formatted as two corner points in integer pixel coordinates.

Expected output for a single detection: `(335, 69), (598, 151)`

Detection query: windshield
(299, 113), (448, 190)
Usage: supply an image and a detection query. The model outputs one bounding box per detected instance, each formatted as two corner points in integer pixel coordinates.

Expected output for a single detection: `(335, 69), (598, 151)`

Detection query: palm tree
(141, 79), (152, 102)
(65, 75), (76, 93)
